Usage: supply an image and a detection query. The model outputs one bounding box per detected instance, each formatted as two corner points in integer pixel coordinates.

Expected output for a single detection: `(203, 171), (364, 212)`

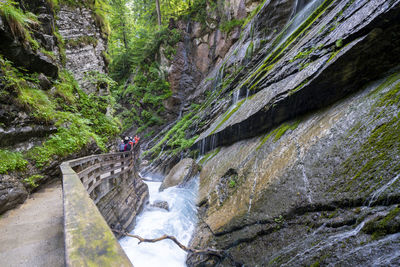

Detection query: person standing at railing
(119, 137), (131, 152)
(134, 135), (140, 145)
(118, 139), (125, 152)
(128, 136), (134, 150)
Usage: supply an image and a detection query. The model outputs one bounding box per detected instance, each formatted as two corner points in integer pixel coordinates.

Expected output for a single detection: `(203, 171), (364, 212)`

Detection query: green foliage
(290, 47), (314, 62)
(145, 112), (197, 157)
(274, 215), (284, 224)
(40, 48), (57, 61)
(210, 99), (245, 135)
(243, 0), (335, 92)
(28, 114), (97, 167)
(17, 87), (56, 123)
(1, 56), (120, 168)
(112, 61), (171, 131)
(23, 174), (44, 188)
(0, 150), (28, 174)
(0, 55), (26, 93)
(331, 73), (400, 194)
(335, 38), (343, 48)
(54, 28), (67, 66)
(75, 91), (120, 145)
(0, 0), (40, 50)
(84, 70), (117, 92)
(364, 206), (400, 240)
(109, 25), (181, 81)
(220, 19), (244, 33)
(245, 41), (254, 60)
(274, 122), (299, 140)
(183, 0), (207, 24)
(242, 0), (269, 27)
(26, 84), (121, 168)
(0, 55), (56, 123)
(54, 69), (79, 103)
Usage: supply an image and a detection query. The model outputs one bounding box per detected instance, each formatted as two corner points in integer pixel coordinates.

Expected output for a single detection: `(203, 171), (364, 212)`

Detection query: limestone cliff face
(56, 6), (108, 94)
(142, 0), (400, 265)
(144, 0), (262, 174)
(0, 1), (112, 214)
(162, 0), (260, 112)
(0, 0), (60, 213)
(183, 0), (400, 265)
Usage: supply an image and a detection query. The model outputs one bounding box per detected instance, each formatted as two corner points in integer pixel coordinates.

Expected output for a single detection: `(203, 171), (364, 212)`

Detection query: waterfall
(331, 233), (400, 267)
(200, 139), (206, 156)
(232, 89), (240, 105)
(274, 0), (326, 50)
(282, 219), (369, 266)
(120, 175), (199, 267)
(210, 134), (217, 152)
(301, 163), (312, 203)
(212, 63), (226, 92)
(237, 0), (325, 101)
(367, 174), (400, 206)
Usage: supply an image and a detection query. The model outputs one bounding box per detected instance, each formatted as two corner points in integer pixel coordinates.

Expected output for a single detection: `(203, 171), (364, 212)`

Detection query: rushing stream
(120, 175), (199, 267)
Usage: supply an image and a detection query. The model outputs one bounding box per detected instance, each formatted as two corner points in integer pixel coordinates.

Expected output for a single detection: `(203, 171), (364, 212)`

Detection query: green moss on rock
(256, 121), (299, 150)
(331, 73), (400, 195)
(363, 206), (400, 239)
(210, 99), (245, 135)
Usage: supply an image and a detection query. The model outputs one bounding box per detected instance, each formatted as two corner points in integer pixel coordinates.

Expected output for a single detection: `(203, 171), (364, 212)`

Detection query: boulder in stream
(159, 158), (199, 191)
(150, 200), (170, 211)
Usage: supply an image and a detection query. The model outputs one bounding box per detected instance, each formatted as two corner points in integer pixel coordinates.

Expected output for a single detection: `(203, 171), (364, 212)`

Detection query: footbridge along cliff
(60, 145), (148, 266)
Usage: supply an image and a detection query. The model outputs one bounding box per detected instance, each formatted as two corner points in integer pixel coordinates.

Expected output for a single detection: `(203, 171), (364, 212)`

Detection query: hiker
(118, 139), (125, 152)
(119, 137), (131, 152)
(134, 135), (140, 144)
(124, 136), (131, 151)
(128, 136), (134, 150)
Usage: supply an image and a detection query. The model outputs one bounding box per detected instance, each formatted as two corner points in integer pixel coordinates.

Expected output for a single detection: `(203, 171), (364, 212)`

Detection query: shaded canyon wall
(142, 0), (400, 265)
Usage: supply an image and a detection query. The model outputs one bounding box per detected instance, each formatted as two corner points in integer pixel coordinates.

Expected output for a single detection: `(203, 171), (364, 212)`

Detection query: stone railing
(60, 145), (140, 266)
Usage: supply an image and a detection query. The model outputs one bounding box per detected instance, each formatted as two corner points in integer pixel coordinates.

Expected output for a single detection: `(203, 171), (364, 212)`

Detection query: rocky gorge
(1, 0), (400, 265)
(136, 0), (400, 266)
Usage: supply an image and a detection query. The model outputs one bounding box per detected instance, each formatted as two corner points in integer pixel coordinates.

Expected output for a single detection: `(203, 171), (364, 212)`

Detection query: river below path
(120, 175), (199, 267)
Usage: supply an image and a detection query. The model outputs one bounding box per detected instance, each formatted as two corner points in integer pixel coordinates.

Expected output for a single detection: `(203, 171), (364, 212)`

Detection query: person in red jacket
(134, 135), (140, 144)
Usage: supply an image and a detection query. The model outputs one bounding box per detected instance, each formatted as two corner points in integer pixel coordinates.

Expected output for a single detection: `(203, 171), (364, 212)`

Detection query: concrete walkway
(0, 180), (64, 267)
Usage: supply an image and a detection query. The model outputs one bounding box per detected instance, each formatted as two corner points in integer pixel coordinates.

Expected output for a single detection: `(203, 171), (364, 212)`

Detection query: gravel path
(0, 180), (64, 267)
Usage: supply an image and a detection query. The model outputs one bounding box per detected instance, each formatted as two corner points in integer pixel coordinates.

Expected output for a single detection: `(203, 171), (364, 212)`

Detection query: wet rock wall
(182, 0), (400, 265)
(188, 68), (400, 267)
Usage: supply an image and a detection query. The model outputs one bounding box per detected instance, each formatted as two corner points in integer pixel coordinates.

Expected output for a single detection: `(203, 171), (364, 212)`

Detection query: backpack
(119, 143), (125, 152)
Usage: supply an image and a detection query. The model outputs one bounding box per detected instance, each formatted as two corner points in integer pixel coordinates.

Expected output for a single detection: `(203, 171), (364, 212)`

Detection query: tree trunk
(155, 0), (161, 25)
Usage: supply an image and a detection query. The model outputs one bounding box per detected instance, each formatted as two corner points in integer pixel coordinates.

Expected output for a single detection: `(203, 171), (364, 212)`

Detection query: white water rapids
(120, 175), (199, 267)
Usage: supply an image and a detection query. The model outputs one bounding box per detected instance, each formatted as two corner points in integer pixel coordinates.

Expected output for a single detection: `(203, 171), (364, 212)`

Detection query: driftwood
(112, 229), (223, 257)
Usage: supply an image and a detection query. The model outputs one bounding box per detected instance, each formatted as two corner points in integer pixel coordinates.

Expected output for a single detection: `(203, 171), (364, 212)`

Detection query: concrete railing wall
(60, 146), (140, 266)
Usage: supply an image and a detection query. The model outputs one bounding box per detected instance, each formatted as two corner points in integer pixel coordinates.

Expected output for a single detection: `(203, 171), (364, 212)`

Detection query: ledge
(61, 160), (133, 266)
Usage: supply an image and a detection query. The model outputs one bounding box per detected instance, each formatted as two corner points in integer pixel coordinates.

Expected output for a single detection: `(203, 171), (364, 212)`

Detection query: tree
(108, 0), (134, 80)
(155, 0), (161, 25)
